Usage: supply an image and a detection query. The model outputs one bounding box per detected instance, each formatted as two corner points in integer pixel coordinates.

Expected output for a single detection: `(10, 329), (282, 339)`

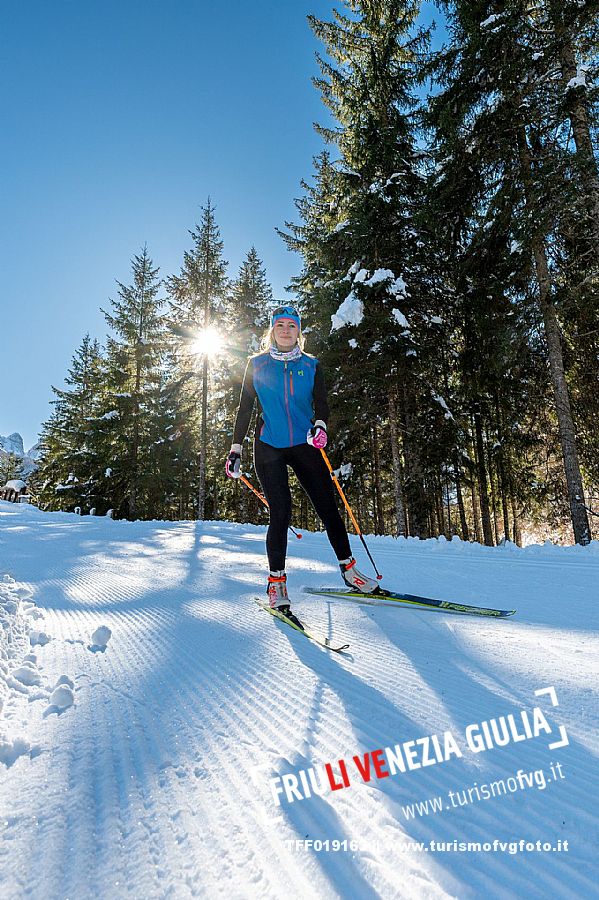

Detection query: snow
(393, 308), (410, 329)
(390, 275), (408, 297)
(331, 293), (364, 331)
(0, 500), (598, 897)
(90, 624), (112, 649)
(566, 67), (588, 91)
(480, 13), (505, 29)
(343, 260), (363, 281)
(345, 266), (408, 303)
(4, 479), (26, 491)
(365, 267), (395, 285)
(433, 394), (455, 421)
(11, 662), (42, 686)
(49, 683), (75, 710)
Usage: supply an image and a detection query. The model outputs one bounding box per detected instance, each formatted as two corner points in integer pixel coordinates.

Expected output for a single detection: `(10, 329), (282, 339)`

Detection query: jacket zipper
(284, 362), (294, 445)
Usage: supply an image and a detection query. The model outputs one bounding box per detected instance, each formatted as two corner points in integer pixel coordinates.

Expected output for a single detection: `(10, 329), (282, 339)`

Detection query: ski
(254, 598), (350, 652)
(303, 587), (516, 619)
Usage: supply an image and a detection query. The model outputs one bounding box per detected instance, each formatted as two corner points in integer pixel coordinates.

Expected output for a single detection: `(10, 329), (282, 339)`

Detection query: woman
(225, 303), (378, 617)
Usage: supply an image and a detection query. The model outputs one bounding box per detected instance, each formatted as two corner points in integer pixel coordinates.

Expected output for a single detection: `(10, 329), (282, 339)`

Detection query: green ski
(254, 598), (350, 652)
(304, 587), (515, 619)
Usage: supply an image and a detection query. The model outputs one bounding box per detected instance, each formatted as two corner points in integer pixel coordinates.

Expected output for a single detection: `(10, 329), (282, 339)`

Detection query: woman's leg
(254, 440), (292, 571)
(288, 444), (352, 561)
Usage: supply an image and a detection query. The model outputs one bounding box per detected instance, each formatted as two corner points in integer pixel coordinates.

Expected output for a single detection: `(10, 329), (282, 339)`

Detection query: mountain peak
(0, 432), (25, 456)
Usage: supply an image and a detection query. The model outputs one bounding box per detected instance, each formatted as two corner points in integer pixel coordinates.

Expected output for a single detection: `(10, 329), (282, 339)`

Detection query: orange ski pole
(240, 474), (302, 539)
(320, 448), (382, 579)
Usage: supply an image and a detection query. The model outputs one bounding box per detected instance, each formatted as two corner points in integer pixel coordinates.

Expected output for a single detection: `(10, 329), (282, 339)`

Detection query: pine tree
(219, 247), (273, 522)
(281, 0), (446, 537)
(0, 452), (25, 485)
(167, 199), (229, 519)
(426, 0), (594, 544)
(100, 246), (168, 519)
(37, 335), (106, 512)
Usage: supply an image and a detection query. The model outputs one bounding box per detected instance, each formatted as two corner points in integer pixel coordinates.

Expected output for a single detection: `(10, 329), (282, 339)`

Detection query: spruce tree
(220, 247), (273, 523)
(100, 246), (167, 519)
(37, 335), (106, 512)
(167, 199), (229, 519)
(426, 0), (594, 543)
(281, 0), (445, 536)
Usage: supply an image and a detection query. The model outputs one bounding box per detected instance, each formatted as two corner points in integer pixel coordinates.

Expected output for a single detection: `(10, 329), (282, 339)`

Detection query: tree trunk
(557, 40), (599, 255)
(454, 453), (470, 541)
(486, 432), (501, 544)
(510, 494), (522, 547)
(371, 420), (385, 535)
(198, 356), (208, 519)
(388, 386), (406, 536)
(494, 397), (511, 542)
(128, 344), (144, 520)
(400, 380), (428, 537)
(212, 466), (219, 519)
(471, 478), (483, 544)
(435, 480), (445, 538)
(473, 412), (494, 546)
(516, 126), (591, 545)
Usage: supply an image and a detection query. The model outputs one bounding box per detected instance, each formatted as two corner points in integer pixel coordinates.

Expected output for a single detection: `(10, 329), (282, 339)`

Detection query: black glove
(225, 444), (242, 479)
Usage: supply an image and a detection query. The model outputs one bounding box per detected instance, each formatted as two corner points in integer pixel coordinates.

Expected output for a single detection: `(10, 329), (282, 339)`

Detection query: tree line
(33, 0), (598, 545)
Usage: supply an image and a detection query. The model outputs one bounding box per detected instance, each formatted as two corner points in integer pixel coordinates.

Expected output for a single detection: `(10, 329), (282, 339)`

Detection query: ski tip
(324, 638), (350, 652)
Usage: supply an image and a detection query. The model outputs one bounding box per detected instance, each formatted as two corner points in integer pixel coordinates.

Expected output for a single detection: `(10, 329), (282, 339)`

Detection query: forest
(30, 0), (599, 546)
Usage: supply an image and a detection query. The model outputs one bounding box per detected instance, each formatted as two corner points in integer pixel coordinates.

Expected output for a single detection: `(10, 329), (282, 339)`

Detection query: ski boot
(339, 557), (380, 594)
(267, 572), (304, 629)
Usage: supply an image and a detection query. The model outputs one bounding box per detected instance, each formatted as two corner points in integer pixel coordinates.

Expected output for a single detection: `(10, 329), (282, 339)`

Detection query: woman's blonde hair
(260, 325), (306, 352)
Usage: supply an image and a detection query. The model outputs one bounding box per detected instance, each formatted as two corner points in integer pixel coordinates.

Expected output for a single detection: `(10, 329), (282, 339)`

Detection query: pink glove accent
(225, 451), (241, 478)
(307, 426), (328, 449)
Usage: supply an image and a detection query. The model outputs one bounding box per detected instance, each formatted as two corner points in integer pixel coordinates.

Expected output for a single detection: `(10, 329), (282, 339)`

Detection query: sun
(190, 326), (224, 358)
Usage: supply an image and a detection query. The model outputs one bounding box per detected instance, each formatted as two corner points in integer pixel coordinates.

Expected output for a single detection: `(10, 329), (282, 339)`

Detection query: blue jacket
(233, 351), (329, 448)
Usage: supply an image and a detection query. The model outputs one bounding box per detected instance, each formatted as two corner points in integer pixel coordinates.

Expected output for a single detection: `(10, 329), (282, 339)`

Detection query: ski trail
(0, 504), (597, 899)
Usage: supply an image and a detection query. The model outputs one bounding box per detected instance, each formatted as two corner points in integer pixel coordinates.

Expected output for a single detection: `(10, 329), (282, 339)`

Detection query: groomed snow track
(1, 501), (598, 899)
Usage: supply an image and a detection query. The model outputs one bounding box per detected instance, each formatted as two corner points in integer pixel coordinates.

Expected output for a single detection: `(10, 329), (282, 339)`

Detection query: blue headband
(271, 305), (301, 330)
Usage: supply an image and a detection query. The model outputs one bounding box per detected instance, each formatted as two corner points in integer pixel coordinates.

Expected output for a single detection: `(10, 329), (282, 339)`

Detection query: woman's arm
(232, 358), (257, 446)
(313, 361), (330, 425)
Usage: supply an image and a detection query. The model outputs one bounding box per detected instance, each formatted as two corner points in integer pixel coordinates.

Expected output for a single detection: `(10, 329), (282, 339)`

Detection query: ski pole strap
(319, 449), (382, 579)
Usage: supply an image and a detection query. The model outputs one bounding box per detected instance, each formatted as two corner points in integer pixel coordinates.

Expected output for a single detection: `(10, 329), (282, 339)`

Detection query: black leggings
(254, 440), (351, 571)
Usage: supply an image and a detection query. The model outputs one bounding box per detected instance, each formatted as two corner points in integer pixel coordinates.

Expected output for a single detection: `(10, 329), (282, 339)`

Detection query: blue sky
(1, 1), (444, 450)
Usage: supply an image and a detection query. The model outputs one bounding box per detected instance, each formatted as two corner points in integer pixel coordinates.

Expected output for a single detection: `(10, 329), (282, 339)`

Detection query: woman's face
(274, 318), (299, 350)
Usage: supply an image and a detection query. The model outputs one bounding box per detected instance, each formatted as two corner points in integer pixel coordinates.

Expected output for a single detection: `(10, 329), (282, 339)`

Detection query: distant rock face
(0, 433), (39, 479)
(0, 433), (25, 457)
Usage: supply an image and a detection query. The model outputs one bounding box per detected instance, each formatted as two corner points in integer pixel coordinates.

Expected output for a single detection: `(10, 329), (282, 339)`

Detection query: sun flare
(190, 326), (224, 358)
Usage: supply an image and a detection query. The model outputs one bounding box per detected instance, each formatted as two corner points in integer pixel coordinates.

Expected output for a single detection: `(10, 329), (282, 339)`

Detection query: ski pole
(239, 474), (303, 540)
(319, 448), (382, 580)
